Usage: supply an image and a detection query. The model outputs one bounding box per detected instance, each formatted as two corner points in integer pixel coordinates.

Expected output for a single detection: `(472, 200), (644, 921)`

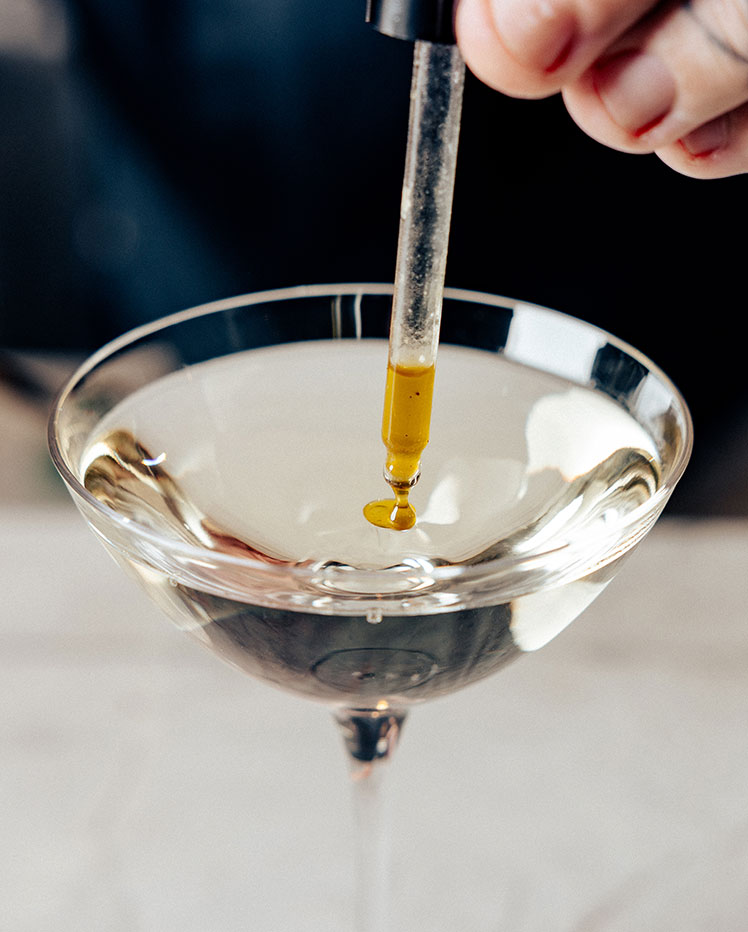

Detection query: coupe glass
(49, 284), (692, 930)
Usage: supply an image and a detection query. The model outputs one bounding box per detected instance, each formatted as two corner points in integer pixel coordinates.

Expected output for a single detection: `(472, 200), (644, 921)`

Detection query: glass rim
(48, 283), (694, 593)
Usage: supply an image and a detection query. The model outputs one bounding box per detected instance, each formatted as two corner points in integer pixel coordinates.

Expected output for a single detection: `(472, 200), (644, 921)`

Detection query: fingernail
(490, 0), (577, 74)
(593, 51), (676, 137)
(680, 117), (728, 157)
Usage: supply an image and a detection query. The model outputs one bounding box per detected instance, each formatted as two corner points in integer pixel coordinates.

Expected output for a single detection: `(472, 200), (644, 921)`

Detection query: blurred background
(1, 0), (746, 513)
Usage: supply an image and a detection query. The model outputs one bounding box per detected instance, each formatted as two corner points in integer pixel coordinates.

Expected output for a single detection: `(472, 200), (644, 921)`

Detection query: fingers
(656, 103), (748, 179)
(562, 1), (748, 156)
(456, 0), (748, 178)
(454, 0), (656, 98)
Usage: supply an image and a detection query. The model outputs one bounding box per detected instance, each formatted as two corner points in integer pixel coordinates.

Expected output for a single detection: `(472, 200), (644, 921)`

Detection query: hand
(455, 0), (748, 178)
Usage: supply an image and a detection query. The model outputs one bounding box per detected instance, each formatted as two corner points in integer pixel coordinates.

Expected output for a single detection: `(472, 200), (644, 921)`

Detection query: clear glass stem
(335, 709), (406, 932)
(352, 760), (392, 932)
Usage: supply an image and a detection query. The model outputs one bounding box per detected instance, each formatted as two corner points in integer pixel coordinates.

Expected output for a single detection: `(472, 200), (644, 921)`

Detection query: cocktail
(49, 283), (691, 928)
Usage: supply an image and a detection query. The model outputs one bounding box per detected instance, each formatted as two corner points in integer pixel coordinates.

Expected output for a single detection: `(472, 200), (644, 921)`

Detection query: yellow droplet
(363, 494), (416, 531)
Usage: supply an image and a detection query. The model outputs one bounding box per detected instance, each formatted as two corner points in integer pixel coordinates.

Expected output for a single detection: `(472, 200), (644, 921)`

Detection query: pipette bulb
(366, 0), (456, 43)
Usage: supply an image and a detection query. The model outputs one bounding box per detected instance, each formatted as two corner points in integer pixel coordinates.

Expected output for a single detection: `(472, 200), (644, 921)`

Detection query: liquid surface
(363, 361), (435, 531)
(81, 340), (660, 572)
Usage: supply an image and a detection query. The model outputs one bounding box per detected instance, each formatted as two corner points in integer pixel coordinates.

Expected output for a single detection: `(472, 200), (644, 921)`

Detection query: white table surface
(3, 505), (748, 932)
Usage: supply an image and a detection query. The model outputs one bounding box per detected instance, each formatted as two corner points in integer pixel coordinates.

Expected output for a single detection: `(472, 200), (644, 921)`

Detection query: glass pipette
(364, 38), (465, 530)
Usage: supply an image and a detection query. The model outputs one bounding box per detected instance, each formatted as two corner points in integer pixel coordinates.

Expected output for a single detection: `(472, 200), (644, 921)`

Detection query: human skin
(455, 0), (748, 178)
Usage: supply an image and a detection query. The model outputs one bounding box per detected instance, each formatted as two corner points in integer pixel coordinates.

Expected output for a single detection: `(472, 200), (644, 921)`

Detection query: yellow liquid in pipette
(363, 361), (435, 531)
